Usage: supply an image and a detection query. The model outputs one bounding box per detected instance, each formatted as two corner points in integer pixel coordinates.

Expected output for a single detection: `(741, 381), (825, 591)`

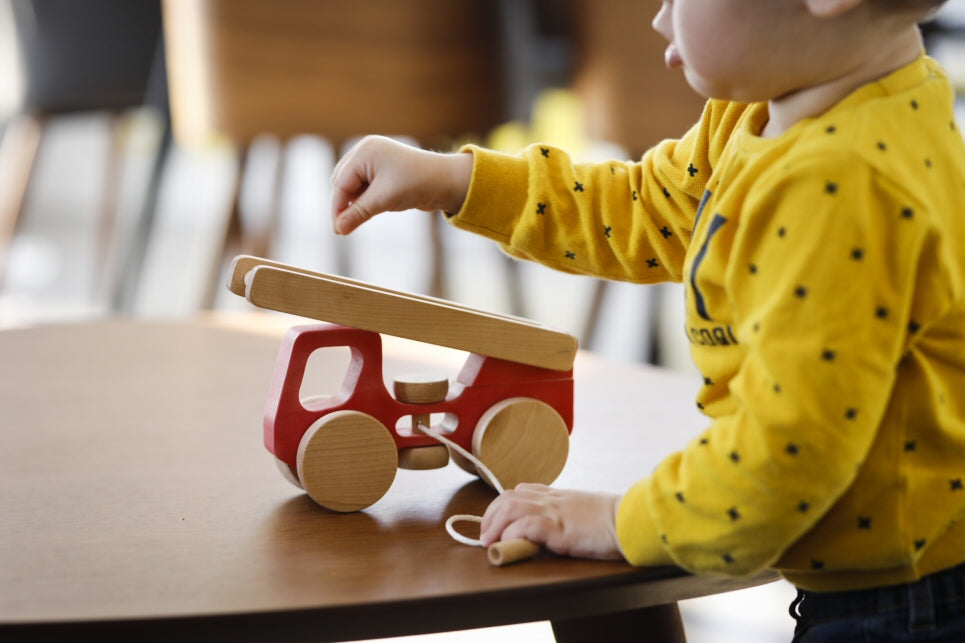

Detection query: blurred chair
(158, 0), (507, 314)
(0, 0), (166, 321)
(572, 0), (705, 158)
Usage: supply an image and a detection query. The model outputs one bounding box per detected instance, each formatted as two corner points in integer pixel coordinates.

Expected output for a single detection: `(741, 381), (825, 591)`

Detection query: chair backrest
(13, 0), (162, 114)
(162, 0), (507, 149)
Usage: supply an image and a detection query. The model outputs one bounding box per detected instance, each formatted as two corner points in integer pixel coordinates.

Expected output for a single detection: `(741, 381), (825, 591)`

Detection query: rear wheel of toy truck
(296, 410), (398, 512)
(472, 397), (569, 491)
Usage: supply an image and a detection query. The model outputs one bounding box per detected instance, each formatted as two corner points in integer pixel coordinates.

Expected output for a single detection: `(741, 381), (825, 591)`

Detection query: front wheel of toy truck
(472, 398), (569, 491)
(275, 457), (303, 489)
(296, 410), (398, 512)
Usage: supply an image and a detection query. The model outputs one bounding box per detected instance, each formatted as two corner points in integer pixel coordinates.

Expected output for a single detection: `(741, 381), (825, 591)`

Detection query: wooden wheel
(296, 410), (398, 512)
(472, 398), (569, 491)
(275, 456), (303, 489)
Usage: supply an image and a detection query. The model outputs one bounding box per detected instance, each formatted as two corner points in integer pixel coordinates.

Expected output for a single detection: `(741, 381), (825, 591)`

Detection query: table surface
(0, 316), (776, 641)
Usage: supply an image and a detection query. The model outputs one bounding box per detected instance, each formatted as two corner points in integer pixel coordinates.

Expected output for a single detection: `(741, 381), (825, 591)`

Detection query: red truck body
(265, 324), (574, 471)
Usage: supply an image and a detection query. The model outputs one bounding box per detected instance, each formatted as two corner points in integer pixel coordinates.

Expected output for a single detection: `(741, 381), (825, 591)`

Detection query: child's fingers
(334, 201), (376, 235)
(330, 138), (380, 233)
(479, 485), (552, 546)
(497, 514), (557, 549)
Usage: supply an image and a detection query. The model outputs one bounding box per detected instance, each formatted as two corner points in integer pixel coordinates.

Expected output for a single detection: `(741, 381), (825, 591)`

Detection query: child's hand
(330, 135), (472, 235)
(480, 484), (625, 561)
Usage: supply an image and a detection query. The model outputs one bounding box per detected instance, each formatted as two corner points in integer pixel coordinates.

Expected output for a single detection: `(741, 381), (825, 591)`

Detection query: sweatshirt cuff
(616, 478), (676, 567)
(445, 145), (530, 242)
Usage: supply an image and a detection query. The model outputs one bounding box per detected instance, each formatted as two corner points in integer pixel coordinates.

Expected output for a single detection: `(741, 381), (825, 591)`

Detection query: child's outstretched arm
(331, 135), (473, 235)
(479, 483), (626, 561)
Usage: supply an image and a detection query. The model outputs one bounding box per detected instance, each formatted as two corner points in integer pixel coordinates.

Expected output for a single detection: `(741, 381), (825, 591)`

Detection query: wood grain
(242, 262), (578, 371)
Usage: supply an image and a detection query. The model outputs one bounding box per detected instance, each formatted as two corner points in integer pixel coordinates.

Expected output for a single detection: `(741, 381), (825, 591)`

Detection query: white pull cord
(415, 423), (503, 547)
(415, 423), (542, 565)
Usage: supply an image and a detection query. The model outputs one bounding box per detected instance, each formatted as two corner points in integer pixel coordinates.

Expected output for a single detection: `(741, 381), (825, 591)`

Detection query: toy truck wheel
(296, 410), (398, 512)
(472, 397), (569, 491)
(275, 457), (303, 489)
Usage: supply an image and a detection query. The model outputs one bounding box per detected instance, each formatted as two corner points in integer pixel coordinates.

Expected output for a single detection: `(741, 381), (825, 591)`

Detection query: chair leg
(551, 603), (687, 643)
(0, 114), (43, 285)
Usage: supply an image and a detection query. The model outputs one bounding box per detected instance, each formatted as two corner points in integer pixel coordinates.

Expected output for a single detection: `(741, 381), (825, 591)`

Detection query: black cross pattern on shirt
(536, 202), (546, 215)
(647, 258), (659, 268)
(604, 225), (612, 238)
(687, 164), (699, 177)
(660, 226), (673, 239)
(573, 181), (584, 192)
(540, 147), (550, 157)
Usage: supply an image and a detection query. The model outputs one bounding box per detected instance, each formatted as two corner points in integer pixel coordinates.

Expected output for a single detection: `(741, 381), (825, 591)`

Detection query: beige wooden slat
(237, 260), (577, 371)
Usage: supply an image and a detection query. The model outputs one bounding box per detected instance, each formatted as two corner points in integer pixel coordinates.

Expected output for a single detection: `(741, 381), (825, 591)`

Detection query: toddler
(330, 1), (965, 639)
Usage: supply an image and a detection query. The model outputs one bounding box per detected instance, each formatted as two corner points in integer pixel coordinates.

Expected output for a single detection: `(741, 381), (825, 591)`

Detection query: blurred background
(0, 1), (962, 641)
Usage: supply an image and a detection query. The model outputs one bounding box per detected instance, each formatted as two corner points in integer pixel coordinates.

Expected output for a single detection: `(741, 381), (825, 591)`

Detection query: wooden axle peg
(487, 538), (541, 566)
(394, 374), (451, 470)
(398, 445), (450, 470)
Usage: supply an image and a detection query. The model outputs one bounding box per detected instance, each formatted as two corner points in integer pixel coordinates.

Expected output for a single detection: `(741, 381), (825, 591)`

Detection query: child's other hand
(480, 484), (625, 561)
(330, 135), (472, 235)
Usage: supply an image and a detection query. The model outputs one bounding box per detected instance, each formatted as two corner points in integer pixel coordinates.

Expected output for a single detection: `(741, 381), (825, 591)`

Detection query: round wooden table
(0, 317), (776, 641)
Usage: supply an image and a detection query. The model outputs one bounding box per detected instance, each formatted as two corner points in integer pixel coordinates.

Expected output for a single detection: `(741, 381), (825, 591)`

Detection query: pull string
(415, 423), (502, 547)
(416, 422), (540, 567)
(416, 423), (540, 565)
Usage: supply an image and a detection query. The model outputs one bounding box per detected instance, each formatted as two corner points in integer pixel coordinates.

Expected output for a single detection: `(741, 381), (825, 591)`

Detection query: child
(330, 1), (965, 639)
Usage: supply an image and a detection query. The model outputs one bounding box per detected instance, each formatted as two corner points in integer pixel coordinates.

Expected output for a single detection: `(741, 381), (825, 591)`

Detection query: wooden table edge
(0, 568), (779, 642)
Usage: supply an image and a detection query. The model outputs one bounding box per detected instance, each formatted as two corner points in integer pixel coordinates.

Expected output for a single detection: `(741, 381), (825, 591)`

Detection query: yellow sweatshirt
(448, 55), (965, 591)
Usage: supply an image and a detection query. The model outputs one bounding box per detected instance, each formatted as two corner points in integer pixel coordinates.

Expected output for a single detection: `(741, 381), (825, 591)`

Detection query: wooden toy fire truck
(228, 255), (577, 512)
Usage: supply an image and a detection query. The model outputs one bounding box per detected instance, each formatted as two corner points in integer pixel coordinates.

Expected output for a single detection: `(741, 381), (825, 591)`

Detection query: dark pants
(790, 562), (965, 642)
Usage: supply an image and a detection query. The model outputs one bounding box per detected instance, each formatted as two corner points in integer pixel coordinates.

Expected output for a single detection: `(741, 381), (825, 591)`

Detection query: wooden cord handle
(487, 538), (541, 566)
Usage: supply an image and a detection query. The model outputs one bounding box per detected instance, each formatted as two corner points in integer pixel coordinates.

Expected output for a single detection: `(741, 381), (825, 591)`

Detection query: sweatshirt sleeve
(618, 153), (929, 574)
(445, 100), (740, 283)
